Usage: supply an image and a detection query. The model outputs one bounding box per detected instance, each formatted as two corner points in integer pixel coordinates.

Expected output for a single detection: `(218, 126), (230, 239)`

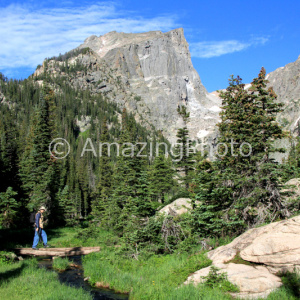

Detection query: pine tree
(0, 187), (19, 228)
(0, 113), (19, 193)
(175, 105), (194, 189)
(148, 153), (175, 203)
(19, 90), (54, 211)
(112, 110), (137, 209)
(92, 117), (113, 219)
(57, 185), (77, 226)
(281, 137), (300, 180)
(110, 109), (149, 231)
(191, 159), (230, 236)
(194, 68), (288, 235)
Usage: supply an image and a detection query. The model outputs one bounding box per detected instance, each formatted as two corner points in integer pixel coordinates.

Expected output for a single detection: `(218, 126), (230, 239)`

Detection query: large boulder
(185, 264), (282, 299)
(184, 215), (300, 298)
(158, 198), (193, 216)
(207, 215), (300, 273)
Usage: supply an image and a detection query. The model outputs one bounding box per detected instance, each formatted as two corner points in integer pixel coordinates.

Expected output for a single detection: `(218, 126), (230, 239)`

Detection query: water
(38, 256), (129, 300)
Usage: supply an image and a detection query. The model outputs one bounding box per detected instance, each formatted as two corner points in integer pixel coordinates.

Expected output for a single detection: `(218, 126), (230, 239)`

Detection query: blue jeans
(32, 228), (47, 248)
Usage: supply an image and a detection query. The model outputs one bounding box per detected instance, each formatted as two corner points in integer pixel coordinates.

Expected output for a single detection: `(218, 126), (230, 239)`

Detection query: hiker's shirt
(35, 212), (44, 229)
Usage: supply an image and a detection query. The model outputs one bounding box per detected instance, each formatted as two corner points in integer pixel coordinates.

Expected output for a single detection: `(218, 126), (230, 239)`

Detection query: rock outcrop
(185, 263), (282, 299)
(158, 198), (194, 216)
(184, 215), (300, 298)
(76, 116), (92, 132)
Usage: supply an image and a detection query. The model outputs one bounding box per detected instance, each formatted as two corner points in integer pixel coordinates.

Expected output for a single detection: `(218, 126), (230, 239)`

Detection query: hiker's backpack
(30, 212), (37, 227)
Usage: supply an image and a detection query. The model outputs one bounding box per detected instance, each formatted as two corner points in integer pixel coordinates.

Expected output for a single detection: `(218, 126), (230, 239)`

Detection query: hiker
(32, 206), (50, 250)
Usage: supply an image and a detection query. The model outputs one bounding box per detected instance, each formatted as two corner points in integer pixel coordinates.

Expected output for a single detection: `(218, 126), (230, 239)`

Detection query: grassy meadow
(0, 258), (92, 300)
(0, 226), (299, 300)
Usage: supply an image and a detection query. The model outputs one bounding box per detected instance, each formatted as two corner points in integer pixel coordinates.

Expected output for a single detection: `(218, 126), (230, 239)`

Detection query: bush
(75, 225), (99, 242)
(0, 251), (17, 265)
(134, 95), (141, 102)
(201, 265), (239, 293)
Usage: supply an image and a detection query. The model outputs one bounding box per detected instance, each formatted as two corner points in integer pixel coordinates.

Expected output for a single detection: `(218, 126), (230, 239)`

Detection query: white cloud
(0, 3), (178, 73)
(190, 37), (268, 58)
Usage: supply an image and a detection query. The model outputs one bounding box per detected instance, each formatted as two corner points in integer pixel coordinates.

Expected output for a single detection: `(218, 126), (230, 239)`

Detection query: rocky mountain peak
(34, 28), (222, 143)
(82, 29), (164, 58)
(78, 28), (221, 143)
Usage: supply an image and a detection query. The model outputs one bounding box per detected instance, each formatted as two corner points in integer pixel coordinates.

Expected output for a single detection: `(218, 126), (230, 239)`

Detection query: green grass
(52, 257), (71, 272)
(49, 226), (120, 248)
(45, 227), (82, 247)
(225, 252), (254, 266)
(83, 247), (215, 299)
(266, 286), (300, 300)
(279, 271), (300, 299)
(0, 259), (92, 300)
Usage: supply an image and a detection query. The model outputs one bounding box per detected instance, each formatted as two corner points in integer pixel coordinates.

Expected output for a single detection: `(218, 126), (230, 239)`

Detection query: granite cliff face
(77, 28), (221, 143)
(266, 55), (300, 134)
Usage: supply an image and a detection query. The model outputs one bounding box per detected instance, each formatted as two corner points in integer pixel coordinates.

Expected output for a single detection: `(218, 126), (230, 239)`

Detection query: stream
(37, 256), (129, 300)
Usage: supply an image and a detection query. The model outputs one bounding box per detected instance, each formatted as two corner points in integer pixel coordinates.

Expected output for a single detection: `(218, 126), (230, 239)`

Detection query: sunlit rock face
(79, 28), (221, 143)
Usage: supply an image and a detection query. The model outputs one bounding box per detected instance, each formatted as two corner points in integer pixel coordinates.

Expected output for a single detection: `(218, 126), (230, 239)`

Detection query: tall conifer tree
(193, 69), (288, 235)
(175, 105), (194, 189)
(92, 117), (113, 219)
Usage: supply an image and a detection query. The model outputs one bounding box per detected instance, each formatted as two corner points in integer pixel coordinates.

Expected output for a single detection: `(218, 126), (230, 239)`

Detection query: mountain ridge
(33, 28), (299, 145)
(36, 28), (221, 143)
(78, 28), (222, 143)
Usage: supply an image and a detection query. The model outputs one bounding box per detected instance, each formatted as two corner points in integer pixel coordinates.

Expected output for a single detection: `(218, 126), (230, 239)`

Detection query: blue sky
(0, 0), (299, 92)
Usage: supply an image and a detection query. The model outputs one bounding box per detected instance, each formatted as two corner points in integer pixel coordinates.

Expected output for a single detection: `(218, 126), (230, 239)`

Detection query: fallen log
(14, 247), (100, 256)
(38, 247), (100, 252)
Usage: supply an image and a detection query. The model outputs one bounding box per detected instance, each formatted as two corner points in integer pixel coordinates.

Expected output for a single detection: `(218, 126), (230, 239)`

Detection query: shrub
(0, 251), (17, 265)
(201, 265), (239, 292)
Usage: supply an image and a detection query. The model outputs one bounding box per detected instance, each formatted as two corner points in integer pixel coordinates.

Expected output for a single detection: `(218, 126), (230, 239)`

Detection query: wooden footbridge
(14, 247), (100, 257)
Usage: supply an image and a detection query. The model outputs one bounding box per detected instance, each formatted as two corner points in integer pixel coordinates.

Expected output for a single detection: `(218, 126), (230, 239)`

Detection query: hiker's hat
(40, 206), (46, 211)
